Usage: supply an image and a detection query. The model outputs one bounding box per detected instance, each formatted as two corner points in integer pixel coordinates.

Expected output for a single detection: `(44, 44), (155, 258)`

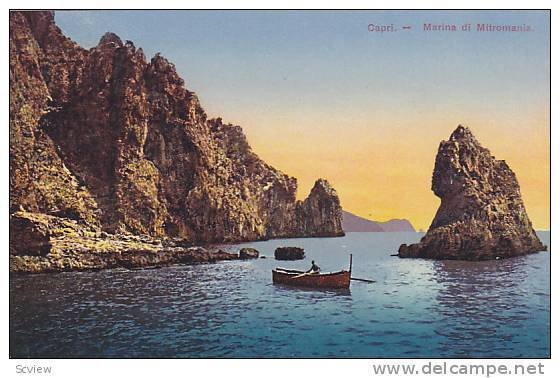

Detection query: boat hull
(272, 268), (351, 289)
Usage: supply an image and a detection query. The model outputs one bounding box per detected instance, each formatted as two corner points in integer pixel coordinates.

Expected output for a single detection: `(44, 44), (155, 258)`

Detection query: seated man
(306, 260), (320, 274)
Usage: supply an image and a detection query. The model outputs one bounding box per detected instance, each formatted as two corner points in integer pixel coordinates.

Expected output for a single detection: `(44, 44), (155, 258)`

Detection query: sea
(9, 231), (550, 358)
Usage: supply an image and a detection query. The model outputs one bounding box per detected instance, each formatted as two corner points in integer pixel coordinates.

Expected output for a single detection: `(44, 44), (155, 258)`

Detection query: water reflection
(433, 257), (528, 309)
(272, 285), (352, 298)
(431, 256), (541, 357)
(10, 233), (549, 358)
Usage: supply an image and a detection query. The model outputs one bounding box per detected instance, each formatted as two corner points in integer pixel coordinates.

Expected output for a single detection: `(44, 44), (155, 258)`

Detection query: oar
(350, 277), (376, 283)
(348, 253), (374, 283)
(346, 253), (376, 283)
(292, 272), (312, 279)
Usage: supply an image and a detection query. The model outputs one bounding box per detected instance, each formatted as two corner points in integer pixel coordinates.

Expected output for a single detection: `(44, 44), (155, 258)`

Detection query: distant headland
(342, 211), (415, 233)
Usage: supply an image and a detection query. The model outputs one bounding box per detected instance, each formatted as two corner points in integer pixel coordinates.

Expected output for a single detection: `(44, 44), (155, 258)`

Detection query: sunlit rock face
(10, 11), (344, 244)
(398, 125), (546, 260)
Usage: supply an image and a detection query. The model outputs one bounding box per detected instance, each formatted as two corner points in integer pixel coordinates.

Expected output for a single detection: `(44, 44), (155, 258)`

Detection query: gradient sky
(55, 10), (550, 230)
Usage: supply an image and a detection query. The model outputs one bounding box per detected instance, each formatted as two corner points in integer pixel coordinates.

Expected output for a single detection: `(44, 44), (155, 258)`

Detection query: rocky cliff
(398, 125), (546, 260)
(9, 11), (344, 272)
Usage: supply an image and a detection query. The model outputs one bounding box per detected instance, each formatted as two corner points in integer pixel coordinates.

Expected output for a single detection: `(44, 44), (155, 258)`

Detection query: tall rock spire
(398, 125), (546, 260)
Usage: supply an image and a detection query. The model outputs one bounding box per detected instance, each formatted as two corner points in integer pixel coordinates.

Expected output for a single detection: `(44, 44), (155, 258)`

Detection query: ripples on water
(10, 232), (550, 358)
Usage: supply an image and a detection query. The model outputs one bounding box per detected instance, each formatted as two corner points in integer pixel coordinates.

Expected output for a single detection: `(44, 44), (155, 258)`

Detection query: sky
(55, 10), (550, 230)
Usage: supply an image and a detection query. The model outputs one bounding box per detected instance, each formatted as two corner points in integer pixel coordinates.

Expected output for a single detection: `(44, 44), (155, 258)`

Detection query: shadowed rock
(10, 212), (53, 256)
(9, 211), (239, 273)
(239, 247), (259, 259)
(398, 125), (546, 260)
(9, 11), (344, 255)
(275, 247), (305, 260)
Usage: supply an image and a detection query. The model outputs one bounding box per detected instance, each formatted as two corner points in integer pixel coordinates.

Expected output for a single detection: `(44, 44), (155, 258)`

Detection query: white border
(2, 1), (557, 377)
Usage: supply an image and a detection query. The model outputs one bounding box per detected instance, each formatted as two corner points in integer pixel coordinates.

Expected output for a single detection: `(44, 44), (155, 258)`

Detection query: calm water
(10, 232), (550, 358)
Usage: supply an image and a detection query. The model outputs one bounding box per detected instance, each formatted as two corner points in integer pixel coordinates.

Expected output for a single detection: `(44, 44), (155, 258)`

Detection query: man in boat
(306, 260), (320, 274)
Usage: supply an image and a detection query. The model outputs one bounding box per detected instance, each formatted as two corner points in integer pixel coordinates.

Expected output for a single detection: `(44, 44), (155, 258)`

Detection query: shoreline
(9, 211), (346, 274)
(9, 234), (241, 274)
(10, 213), (549, 274)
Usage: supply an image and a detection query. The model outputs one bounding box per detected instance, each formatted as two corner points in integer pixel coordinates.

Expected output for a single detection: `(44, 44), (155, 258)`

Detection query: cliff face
(9, 11), (344, 248)
(9, 11), (99, 225)
(398, 125), (546, 260)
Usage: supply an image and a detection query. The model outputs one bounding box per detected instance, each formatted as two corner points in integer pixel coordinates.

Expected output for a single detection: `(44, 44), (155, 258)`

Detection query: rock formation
(9, 11), (99, 226)
(9, 11), (344, 272)
(10, 212), (54, 256)
(275, 247), (305, 260)
(398, 125), (546, 260)
(9, 210), (239, 273)
(239, 248), (259, 260)
(295, 179), (345, 237)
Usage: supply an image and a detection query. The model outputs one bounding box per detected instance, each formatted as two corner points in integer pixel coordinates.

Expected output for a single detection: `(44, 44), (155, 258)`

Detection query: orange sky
(240, 106), (550, 231)
(55, 10), (551, 231)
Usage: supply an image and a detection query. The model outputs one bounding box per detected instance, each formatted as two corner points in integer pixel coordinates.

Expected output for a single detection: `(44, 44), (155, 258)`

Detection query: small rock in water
(239, 247), (259, 259)
(274, 247), (305, 260)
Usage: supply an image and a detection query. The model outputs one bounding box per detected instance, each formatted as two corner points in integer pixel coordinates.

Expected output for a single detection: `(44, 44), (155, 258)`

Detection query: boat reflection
(272, 283), (352, 298)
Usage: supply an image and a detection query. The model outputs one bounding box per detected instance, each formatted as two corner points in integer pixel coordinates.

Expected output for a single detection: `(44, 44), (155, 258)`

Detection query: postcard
(8, 6), (552, 373)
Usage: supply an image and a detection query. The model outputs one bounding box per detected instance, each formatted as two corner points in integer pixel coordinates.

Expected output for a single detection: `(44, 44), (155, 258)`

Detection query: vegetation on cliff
(9, 11), (344, 272)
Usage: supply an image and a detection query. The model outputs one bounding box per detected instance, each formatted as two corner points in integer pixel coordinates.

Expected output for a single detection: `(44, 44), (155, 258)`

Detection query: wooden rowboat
(272, 268), (351, 289)
(272, 255), (352, 289)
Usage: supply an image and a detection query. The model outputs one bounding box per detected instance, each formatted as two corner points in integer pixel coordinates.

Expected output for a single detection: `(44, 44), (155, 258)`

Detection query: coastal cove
(8, 10), (551, 362)
(10, 231), (550, 358)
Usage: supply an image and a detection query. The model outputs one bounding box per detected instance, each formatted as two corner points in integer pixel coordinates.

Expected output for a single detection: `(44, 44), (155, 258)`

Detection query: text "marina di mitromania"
(423, 23), (534, 32)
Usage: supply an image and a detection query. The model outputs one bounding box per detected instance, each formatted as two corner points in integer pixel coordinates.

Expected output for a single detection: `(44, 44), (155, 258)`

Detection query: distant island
(342, 211), (415, 232)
